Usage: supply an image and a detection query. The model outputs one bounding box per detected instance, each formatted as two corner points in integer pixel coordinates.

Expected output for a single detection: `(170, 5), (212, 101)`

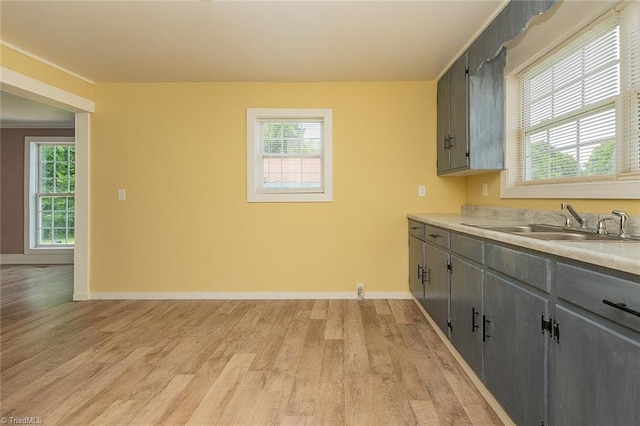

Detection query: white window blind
(259, 119), (323, 192)
(619, 0), (640, 177)
(516, 2), (640, 184)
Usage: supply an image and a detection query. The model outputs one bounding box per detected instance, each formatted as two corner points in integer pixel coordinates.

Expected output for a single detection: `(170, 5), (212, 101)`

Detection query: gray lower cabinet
(423, 225), (451, 335)
(450, 255), (483, 377)
(553, 306), (640, 426)
(425, 243), (450, 335)
(553, 262), (640, 425)
(409, 234), (426, 306)
(408, 220), (640, 425)
(484, 272), (549, 426)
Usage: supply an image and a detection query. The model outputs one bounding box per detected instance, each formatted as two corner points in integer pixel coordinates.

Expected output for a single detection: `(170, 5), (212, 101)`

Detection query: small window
(247, 108), (333, 202)
(25, 137), (75, 250)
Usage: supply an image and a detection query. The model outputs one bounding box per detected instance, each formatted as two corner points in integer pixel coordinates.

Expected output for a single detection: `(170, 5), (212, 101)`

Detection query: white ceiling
(0, 0), (507, 83)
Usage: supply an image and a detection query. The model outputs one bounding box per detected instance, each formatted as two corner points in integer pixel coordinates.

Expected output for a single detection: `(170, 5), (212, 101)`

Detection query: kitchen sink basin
(470, 224), (562, 233)
(463, 223), (639, 242)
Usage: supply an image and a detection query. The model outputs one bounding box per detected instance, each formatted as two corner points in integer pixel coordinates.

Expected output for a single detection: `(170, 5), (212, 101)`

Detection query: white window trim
(247, 108), (333, 203)
(501, 0), (640, 199)
(24, 136), (76, 254)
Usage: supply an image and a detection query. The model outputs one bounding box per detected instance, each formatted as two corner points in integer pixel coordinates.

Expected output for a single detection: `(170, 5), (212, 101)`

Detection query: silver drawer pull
(602, 299), (640, 318)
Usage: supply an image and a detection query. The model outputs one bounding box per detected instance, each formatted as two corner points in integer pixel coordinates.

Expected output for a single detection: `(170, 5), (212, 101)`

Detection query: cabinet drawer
(557, 263), (640, 333)
(424, 225), (450, 249)
(408, 220), (425, 239)
(451, 233), (484, 264)
(486, 244), (550, 292)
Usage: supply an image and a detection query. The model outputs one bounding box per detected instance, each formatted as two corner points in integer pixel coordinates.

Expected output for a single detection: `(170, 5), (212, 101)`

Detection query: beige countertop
(408, 213), (640, 277)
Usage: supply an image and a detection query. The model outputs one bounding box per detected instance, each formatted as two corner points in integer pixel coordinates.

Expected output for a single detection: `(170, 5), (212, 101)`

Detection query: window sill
(24, 247), (74, 255)
(500, 170), (640, 199)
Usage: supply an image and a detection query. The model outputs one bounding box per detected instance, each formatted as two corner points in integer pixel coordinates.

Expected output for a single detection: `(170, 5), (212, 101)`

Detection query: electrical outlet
(357, 283), (365, 300)
(418, 185), (426, 197)
(482, 183), (489, 197)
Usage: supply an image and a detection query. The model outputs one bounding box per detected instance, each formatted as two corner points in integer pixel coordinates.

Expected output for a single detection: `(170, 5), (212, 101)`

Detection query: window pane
(263, 158), (282, 189)
(41, 162), (54, 179)
(41, 145), (54, 161)
(40, 228), (52, 244)
(54, 197), (67, 211)
(54, 212), (67, 228)
(41, 178), (54, 192)
(40, 196), (53, 211)
(53, 228), (67, 244)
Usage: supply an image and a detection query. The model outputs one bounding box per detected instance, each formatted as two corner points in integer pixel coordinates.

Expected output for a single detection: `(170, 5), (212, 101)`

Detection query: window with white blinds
(516, 2), (639, 186)
(247, 108), (333, 203)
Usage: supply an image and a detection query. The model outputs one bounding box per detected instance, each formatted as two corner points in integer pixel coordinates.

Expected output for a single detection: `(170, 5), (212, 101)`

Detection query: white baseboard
(87, 291), (413, 300)
(0, 253), (74, 265)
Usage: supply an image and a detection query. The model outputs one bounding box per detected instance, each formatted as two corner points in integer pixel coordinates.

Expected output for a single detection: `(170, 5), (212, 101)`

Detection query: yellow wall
(0, 44), (94, 100)
(465, 173), (640, 215)
(90, 82), (465, 293)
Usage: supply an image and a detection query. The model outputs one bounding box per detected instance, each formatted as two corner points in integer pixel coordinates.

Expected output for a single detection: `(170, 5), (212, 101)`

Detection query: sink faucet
(612, 210), (631, 238)
(560, 203), (589, 229)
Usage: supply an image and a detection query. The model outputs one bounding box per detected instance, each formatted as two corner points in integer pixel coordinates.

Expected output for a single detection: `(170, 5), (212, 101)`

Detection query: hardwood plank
(284, 319), (326, 417)
(343, 300), (370, 375)
(407, 399), (441, 425)
(388, 299), (413, 324)
(89, 399), (137, 426)
(185, 353), (256, 425)
(313, 340), (345, 425)
(310, 299), (328, 319)
(324, 299), (344, 340)
(344, 374), (376, 426)
(373, 299), (392, 315)
(360, 304), (394, 376)
(129, 374), (194, 425)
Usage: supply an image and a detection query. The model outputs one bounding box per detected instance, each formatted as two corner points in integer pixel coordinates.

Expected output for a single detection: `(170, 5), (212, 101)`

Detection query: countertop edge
(408, 213), (640, 277)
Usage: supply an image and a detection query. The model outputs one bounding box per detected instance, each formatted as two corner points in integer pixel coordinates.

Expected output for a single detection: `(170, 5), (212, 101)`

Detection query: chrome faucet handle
(561, 202), (589, 229)
(611, 210), (631, 238)
(558, 213), (572, 228)
(596, 216), (616, 235)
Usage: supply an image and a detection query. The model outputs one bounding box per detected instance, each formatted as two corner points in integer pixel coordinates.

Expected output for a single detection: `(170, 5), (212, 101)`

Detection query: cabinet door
(449, 53), (469, 171)
(554, 306), (640, 426)
(450, 255), (483, 377)
(468, 49), (505, 171)
(437, 71), (451, 174)
(425, 244), (450, 335)
(409, 235), (426, 306)
(484, 272), (548, 426)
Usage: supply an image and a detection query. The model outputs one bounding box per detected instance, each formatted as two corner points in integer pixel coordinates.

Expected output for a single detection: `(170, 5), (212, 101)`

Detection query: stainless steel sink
(470, 224), (562, 233)
(463, 223), (639, 242)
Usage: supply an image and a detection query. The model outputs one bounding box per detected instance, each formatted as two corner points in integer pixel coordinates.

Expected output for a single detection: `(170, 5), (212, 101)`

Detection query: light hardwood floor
(0, 265), (502, 425)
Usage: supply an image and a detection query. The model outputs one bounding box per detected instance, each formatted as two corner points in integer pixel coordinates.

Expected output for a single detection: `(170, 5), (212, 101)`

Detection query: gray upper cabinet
(437, 53), (469, 175)
(437, 50), (505, 176)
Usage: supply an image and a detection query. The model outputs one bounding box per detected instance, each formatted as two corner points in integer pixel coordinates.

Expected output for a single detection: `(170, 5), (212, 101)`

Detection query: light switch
(418, 185), (426, 197)
(117, 188), (126, 201)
